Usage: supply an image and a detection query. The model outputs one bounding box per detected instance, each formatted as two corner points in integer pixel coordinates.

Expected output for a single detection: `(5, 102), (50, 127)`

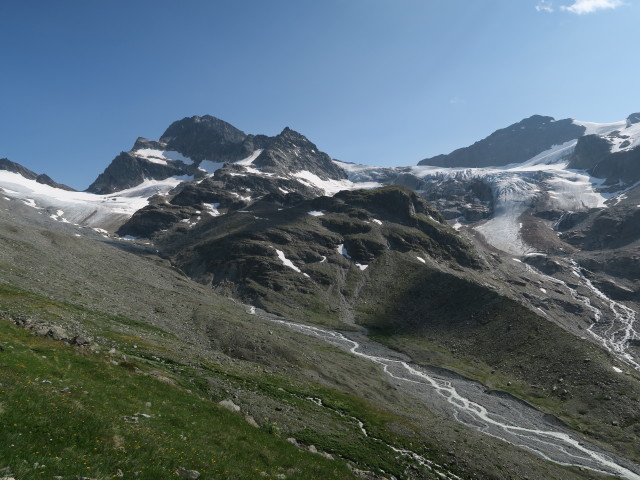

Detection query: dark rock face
(558, 184), (640, 255)
(88, 115), (347, 195)
(419, 115), (585, 168)
(566, 134), (612, 171)
(523, 255), (565, 275)
(590, 147), (640, 186)
(328, 186), (444, 223)
(561, 208), (640, 251)
(87, 152), (185, 194)
(253, 127), (346, 180)
(132, 137), (166, 151)
(0, 158), (75, 191)
(152, 185), (480, 317)
(555, 211), (592, 231)
(160, 115), (251, 163)
(420, 177), (493, 221)
(35, 173), (76, 191)
(627, 113), (640, 126)
(567, 131), (640, 187)
(117, 201), (198, 238)
(117, 162), (331, 238)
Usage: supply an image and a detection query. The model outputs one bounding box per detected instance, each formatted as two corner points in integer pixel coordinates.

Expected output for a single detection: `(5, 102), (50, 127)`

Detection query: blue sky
(1, 0), (638, 189)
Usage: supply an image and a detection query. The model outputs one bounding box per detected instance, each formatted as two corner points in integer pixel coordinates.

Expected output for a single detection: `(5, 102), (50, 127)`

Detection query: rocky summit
(2, 112), (640, 480)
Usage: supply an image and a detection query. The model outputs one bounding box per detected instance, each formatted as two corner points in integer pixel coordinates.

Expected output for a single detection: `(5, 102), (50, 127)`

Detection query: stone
(245, 415), (259, 428)
(218, 399), (241, 413)
(72, 335), (91, 346)
(176, 467), (201, 479)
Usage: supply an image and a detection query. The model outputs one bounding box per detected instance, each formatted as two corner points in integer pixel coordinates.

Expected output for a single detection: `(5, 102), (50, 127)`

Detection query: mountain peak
(627, 112), (640, 127)
(0, 157), (75, 191)
(418, 114), (585, 168)
(158, 115), (249, 163)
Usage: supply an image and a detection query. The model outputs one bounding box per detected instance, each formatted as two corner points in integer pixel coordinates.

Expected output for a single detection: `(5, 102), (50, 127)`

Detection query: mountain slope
(418, 115), (586, 168)
(156, 186), (480, 325)
(2, 194), (622, 480)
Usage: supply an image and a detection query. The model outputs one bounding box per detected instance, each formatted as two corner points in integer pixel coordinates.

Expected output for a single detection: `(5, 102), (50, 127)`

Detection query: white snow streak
(133, 149), (194, 165)
(273, 247), (304, 275)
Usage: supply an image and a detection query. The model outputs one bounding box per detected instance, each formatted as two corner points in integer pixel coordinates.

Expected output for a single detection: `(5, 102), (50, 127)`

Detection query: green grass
(0, 283), (463, 479)
(184, 359), (456, 480)
(0, 320), (354, 480)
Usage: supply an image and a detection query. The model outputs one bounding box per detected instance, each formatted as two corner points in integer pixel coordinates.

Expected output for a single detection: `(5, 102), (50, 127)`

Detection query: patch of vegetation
(0, 320), (354, 480)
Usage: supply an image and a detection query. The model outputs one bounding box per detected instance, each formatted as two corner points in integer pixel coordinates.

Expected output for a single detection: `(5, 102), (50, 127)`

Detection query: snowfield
(0, 170), (188, 231)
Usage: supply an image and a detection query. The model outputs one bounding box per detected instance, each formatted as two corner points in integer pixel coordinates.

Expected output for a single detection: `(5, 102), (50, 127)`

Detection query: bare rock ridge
(418, 114), (585, 167)
(159, 114), (249, 162)
(88, 115), (346, 195)
(0, 157), (75, 191)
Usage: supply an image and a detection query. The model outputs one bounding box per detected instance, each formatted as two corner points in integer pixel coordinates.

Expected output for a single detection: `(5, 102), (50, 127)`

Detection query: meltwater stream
(250, 308), (640, 479)
(568, 261), (640, 371)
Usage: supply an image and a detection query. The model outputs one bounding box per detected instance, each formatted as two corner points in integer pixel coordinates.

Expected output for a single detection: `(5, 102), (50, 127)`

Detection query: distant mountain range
(2, 111), (640, 479)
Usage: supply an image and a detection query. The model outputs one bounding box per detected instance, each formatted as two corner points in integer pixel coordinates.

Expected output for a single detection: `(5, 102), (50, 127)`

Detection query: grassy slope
(0, 318), (350, 480)
(0, 282), (466, 480)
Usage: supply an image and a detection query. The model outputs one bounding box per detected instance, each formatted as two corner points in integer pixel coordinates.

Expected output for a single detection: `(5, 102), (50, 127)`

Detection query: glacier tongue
(337, 138), (617, 255)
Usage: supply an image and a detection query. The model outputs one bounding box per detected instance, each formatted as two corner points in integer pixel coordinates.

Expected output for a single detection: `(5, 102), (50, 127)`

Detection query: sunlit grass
(0, 320), (353, 479)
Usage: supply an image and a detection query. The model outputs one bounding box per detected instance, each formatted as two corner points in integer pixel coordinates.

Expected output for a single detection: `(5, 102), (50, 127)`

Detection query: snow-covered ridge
(573, 119), (626, 136)
(335, 120), (634, 255)
(0, 170), (188, 231)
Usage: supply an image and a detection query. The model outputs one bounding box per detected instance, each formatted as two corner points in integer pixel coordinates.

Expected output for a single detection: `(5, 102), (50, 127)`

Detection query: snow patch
(235, 149), (263, 166)
(337, 244), (351, 259)
(134, 149), (194, 165)
(337, 243), (368, 270)
(613, 366), (623, 373)
(199, 160), (225, 175)
(573, 120), (626, 136)
(230, 192), (252, 202)
(608, 121), (640, 154)
(205, 203), (221, 216)
(416, 256), (426, 264)
(294, 170), (381, 196)
(372, 218), (382, 225)
(273, 248), (303, 274)
(22, 198), (39, 209)
(307, 210), (324, 216)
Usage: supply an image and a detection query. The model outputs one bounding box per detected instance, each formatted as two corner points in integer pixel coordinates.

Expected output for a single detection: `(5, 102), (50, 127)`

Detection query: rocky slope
(418, 115), (586, 168)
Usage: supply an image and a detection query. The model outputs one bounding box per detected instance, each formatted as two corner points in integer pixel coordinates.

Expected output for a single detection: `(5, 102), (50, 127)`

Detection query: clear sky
(1, 0), (638, 189)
